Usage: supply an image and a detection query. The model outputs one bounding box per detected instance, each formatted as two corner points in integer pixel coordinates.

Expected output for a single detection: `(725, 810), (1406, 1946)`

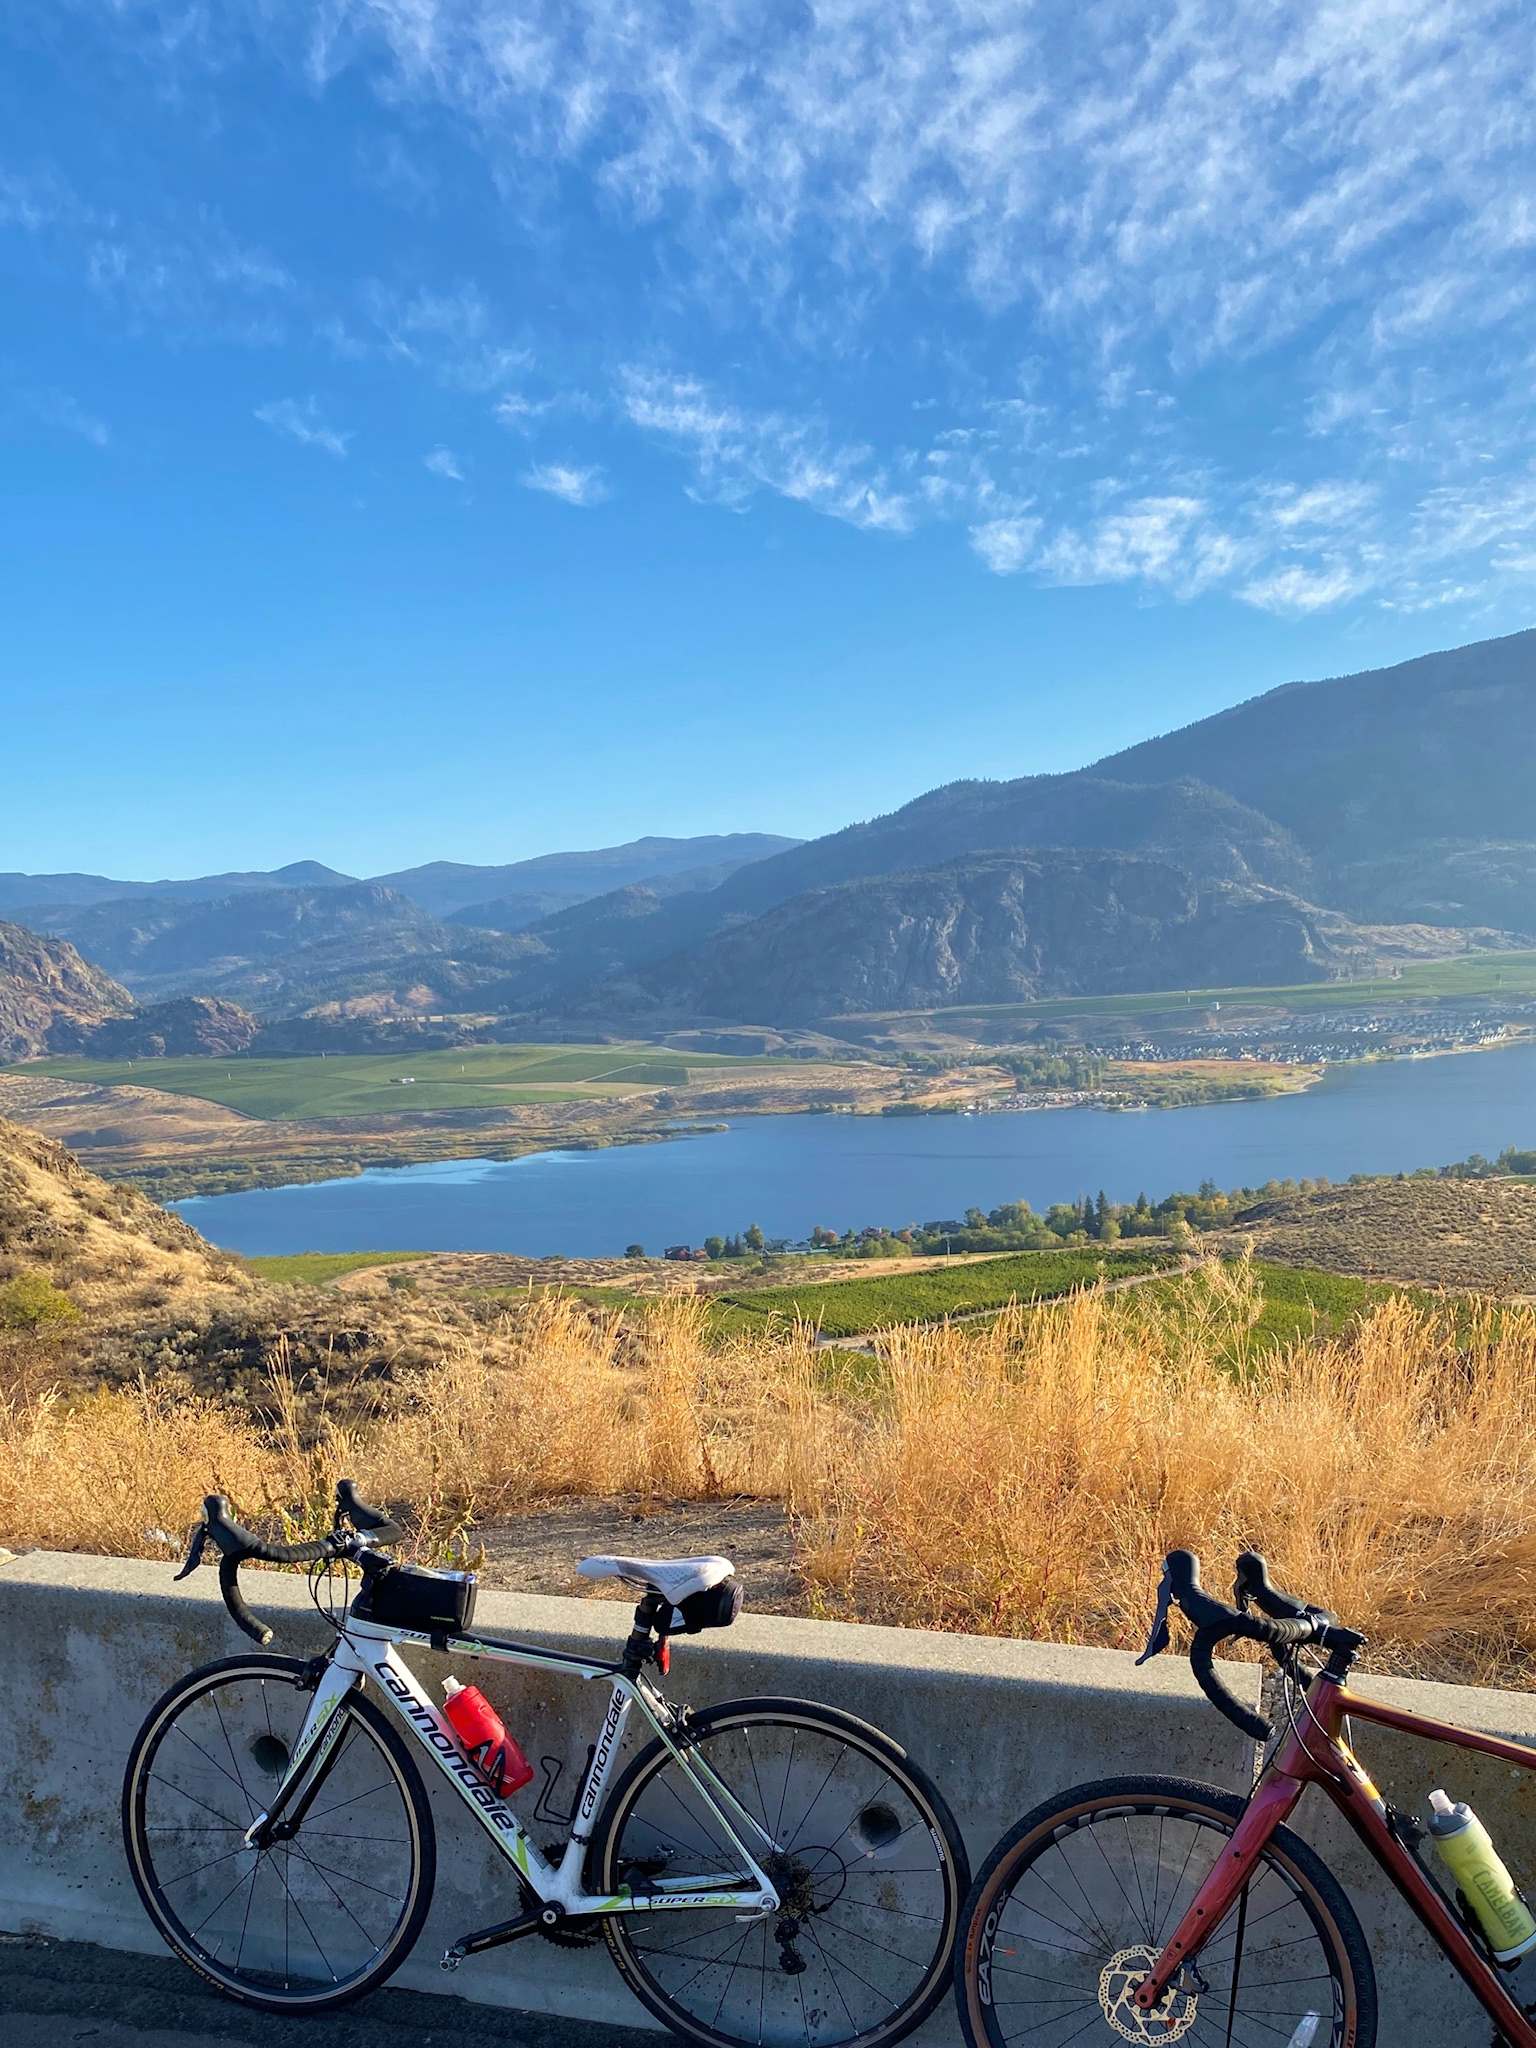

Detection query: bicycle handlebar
(174, 1479), (402, 1645)
(1138, 1549), (1361, 1742)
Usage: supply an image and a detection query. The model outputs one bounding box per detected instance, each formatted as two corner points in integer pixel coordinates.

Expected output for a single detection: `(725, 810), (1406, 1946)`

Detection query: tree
(744, 1222), (766, 1253)
(624, 1243), (646, 1260)
(703, 1235), (726, 1260)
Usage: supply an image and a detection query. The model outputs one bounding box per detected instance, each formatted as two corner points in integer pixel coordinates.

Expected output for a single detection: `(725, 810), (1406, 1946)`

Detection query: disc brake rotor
(1098, 1946), (1198, 2043)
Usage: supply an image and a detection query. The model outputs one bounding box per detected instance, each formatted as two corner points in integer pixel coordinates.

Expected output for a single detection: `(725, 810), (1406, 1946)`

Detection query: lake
(173, 1041), (1536, 1258)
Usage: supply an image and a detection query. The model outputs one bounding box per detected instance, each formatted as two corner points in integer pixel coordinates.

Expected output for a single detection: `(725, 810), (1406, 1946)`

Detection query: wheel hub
(765, 1847), (845, 1918)
(1098, 1946), (1198, 2043)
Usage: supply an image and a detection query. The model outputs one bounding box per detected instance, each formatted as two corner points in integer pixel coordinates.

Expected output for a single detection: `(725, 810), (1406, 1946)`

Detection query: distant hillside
(0, 922), (133, 1061)
(0, 835), (797, 929)
(633, 853), (1489, 1024)
(378, 832), (800, 919)
(448, 844), (797, 933)
(30, 884), (536, 1015)
(488, 628), (1533, 1021)
(0, 860), (355, 921)
(8, 630), (1529, 1032)
(1094, 628), (1536, 922)
(700, 775), (1312, 923)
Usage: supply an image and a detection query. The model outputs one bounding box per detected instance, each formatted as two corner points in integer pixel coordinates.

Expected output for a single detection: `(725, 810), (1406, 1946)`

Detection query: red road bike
(955, 1548), (1536, 2047)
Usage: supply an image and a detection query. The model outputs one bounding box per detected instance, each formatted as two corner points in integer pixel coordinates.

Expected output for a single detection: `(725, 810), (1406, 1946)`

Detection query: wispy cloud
(621, 369), (913, 534)
(424, 444), (465, 481)
(493, 391), (553, 430)
(522, 460), (607, 506)
(350, 281), (532, 393)
(969, 517), (1040, 576)
(23, 386), (110, 447)
(1239, 563), (1365, 616)
(13, 0), (1536, 623)
(3, 164), (293, 340)
(255, 396), (350, 458)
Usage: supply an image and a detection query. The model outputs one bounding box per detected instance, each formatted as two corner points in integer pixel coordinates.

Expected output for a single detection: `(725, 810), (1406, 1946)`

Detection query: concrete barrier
(0, 1548), (1531, 2043)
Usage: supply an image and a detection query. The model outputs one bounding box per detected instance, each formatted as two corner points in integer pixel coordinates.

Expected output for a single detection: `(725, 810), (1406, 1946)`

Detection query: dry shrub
(7, 1267), (1536, 1684)
(803, 1273), (1536, 1683)
(0, 1297), (826, 1562)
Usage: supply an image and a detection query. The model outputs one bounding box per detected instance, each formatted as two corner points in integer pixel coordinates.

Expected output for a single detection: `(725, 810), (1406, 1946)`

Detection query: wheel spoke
(130, 1667), (424, 2009)
(603, 1710), (960, 2047)
(965, 1793), (1355, 2048)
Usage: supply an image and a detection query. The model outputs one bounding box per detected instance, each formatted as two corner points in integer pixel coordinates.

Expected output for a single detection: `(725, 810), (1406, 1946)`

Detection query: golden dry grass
(6, 1264), (1536, 1686)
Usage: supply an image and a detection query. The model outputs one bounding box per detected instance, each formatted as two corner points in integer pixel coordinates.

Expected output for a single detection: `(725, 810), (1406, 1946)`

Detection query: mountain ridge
(5, 628), (1533, 1037)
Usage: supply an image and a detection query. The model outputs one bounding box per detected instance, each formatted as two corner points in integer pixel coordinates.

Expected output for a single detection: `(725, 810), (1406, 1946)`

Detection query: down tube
(363, 1640), (557, 1893)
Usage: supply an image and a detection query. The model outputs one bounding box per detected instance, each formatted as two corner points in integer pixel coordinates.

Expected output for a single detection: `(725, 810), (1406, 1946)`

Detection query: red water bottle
(442, 1677), (534, 1797)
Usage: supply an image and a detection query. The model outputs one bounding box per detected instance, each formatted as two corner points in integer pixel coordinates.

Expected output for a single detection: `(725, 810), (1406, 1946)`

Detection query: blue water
(173, 1042), (1536, 1259)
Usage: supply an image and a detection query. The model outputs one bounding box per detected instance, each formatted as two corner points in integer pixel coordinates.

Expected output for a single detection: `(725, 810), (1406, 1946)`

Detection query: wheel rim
(971, 1795), (1349, 2047)
(130, 1666), (422, 2005)
(605, 1712), (958, 2048)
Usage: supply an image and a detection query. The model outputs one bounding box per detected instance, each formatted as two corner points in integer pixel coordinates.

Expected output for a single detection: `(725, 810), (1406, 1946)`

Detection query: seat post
(621, 1591), (670, 1677)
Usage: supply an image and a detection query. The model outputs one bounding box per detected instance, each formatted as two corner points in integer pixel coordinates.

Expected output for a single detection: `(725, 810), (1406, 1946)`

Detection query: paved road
(0, 1934), (657, 2047)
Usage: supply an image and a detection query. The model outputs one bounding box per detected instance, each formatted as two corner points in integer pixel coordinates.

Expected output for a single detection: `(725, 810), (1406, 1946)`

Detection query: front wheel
(123, 1654), (436, 2012)
(954, 1774), (1376, 2048)
(596, 1696), (969, 2048)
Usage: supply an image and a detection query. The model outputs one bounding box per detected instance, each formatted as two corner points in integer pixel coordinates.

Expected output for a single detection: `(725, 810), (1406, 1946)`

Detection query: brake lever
(1136, 1566), (1174, 1666)
(173, 1521), (208, 1582)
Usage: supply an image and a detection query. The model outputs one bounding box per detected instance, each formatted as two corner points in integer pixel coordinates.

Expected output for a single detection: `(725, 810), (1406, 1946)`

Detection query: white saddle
(577, 1552), (735, 1606)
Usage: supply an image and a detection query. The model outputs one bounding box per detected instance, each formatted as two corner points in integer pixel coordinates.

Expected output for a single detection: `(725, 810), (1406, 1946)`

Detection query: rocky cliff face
(0, 921), (134, 1061)
(84, 996), (260, 1058)
(643, 853), (1497, 1023)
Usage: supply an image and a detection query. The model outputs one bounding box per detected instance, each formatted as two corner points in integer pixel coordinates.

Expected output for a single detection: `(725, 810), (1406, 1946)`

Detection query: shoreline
(16, 1031), (1527, 1204)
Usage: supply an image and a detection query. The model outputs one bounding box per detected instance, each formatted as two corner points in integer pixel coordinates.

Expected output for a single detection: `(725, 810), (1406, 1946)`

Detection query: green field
(16, 1042), (772, 1120)
(717, 1247), (1177, 1339)
(1117, 1260), (1428, 1345)
(245, 1250), (428, 1285)
(842, 948), (1536, 1031)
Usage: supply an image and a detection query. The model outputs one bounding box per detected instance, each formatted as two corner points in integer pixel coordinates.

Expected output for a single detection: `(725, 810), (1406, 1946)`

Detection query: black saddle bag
(673, 1577), (743, 1634)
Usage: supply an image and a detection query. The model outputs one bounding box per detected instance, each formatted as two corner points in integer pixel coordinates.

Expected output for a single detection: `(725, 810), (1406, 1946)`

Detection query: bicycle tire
(594, 1695), (969, 2048)
(123, 1653), (436, 2012)
(955, 1774), (1377, 2048)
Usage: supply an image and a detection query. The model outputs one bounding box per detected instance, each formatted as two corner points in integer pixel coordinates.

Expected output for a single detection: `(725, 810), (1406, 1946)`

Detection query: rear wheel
(596, 1697), (969, 2048)
(954, 1775), (1376, 2048)
(123, 1654), (435, 2012)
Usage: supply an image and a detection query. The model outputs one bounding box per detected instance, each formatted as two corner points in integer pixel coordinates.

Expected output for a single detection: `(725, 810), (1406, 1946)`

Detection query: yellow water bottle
(1428, 1789), (1536, 1961)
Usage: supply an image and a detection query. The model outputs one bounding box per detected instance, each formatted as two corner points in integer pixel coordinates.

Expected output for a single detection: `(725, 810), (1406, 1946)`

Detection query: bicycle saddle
(577, 1553), (735, 1604)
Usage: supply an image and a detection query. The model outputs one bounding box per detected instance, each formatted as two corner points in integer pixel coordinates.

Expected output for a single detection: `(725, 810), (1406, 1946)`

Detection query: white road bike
(123, 1481), (968, 2048)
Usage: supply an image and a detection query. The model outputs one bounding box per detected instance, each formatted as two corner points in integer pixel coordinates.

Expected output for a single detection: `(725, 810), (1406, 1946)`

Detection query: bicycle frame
(244, 1614), (781, 1927)
(1136, 1670), (1536, 2044)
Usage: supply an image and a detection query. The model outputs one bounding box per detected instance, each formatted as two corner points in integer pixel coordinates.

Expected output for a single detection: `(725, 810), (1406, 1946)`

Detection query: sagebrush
(4, 1265), (1535, 1686)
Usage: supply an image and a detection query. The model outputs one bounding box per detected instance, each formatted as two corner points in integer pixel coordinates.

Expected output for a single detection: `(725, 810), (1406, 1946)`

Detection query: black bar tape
(1190, 1624), (1272, 1742)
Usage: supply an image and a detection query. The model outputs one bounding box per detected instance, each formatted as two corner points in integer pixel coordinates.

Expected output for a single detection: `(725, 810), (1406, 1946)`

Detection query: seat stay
(669, 1739), (783, 1858)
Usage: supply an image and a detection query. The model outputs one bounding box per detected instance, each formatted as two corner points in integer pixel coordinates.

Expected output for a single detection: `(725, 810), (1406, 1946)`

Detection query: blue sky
(4, 0), (1534, 880)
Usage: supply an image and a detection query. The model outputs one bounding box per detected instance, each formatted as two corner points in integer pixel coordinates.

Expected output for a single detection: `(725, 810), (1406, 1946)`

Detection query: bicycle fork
(1134, 1768), (1309, 2016)
(242, 1659), (360, 1850)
